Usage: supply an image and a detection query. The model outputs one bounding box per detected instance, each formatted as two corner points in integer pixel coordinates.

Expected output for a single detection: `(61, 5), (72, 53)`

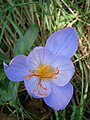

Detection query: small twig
(73, 53), (89, 63)
(61, 0), (90, 26)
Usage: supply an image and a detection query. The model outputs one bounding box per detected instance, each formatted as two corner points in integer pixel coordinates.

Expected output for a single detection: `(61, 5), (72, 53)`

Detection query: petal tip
(46, 27), (78, 58)
(44, 83), (74, 110)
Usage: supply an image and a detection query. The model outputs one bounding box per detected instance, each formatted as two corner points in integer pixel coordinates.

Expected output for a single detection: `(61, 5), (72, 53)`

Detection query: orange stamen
(38, 82), (47, 90)
(24, 66), (60, 97)
(24, 68), (59, 80)
(34, 81), (48, 96)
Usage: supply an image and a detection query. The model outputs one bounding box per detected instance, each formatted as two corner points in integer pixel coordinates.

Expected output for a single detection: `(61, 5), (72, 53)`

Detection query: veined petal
(3, 55), (29, 82)
(26, 47), (54, 69)
(46, 27), (78, 58)
(33, 46), (44, 50)
(44, 83), (73, 110)
(51, 55), (74, 86)
(24, 77), (51, 98)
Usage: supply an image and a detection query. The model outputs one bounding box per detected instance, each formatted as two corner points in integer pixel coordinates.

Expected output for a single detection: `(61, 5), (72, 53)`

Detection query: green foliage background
(0, 0), (90, 120)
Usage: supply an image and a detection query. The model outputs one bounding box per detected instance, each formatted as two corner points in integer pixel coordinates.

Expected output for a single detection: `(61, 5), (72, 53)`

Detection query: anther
(24, 67), (60, 80)
(34, 81), (48, 96)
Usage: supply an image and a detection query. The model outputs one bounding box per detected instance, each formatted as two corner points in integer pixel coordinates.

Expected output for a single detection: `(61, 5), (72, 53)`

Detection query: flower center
(24, 64), (60, 97)
(35, 64), (54, 79)
(24, 64), (59, 80)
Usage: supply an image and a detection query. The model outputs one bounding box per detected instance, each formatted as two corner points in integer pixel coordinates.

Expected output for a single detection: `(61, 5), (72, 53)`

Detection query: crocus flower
(4, 27), (78, 110)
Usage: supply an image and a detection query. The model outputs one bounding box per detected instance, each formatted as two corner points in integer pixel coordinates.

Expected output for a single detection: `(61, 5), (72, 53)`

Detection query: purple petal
(46, 27), (78, 58)
(33, 46), (44, 50)
(44, 83), (73, 110)
(24, 77), (51, 98)
(26, 47), (54, 69)
(3, 55), (29, 82)
(51, 55), (74, 86)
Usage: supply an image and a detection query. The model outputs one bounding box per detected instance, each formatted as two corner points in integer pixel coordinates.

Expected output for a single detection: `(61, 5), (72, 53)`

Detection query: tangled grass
(0, 0), (90, 120)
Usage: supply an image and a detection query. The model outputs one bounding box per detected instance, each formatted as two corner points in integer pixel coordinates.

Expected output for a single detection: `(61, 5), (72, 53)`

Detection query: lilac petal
(26, 47), (54, 69)
(33, 46), (44, 50)
(51, 55), (74, 86)
(46, 27), (78, 58)
(24, 77), (51, 98)
(3, 55), (29, 82)
(44, 83), (73, 110)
